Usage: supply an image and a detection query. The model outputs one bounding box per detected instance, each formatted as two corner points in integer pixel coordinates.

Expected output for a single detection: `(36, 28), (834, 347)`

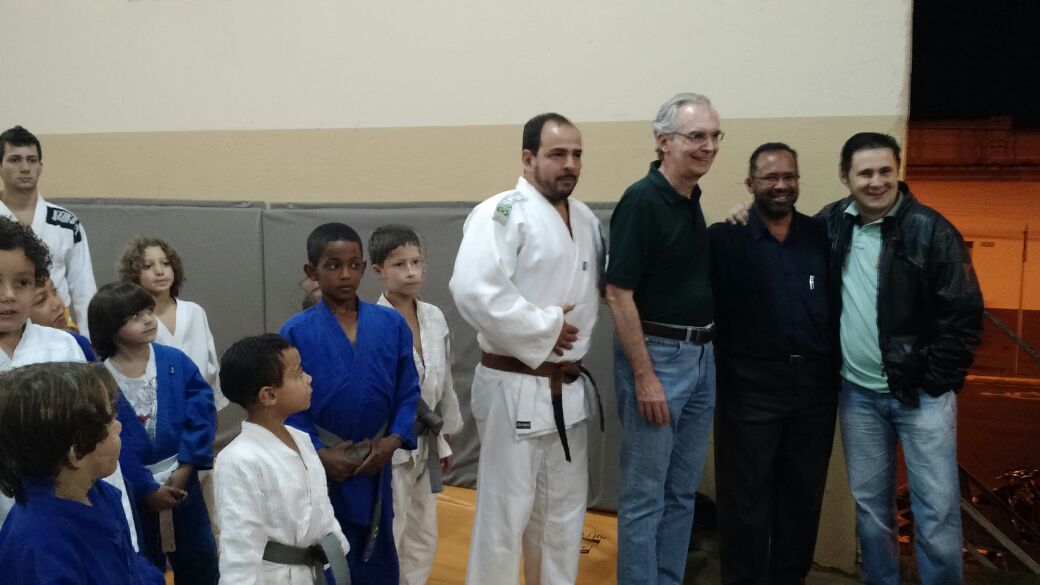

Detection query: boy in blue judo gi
(281, 222), (421, 584)
(0, 362), (164, 585)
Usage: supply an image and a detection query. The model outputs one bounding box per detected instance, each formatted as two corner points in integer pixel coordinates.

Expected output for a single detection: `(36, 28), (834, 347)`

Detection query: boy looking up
(215, 334), (350, 585)
(280, 222), (420, 585)
(369, 224), (462, 585)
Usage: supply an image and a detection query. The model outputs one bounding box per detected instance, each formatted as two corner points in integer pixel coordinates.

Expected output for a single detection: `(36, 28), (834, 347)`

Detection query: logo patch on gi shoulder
(516, 421), (531, 430)
(493, 191), (526, 225)
(45, 207), (82, 243)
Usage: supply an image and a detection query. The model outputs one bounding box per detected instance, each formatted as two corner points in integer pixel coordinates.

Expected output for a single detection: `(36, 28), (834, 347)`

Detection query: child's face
(138, 246), (174, 296)
(0, 248), (37, 335)
(305, 240), (366, 306)
(82, 416), (122, 480)
(115, 308), (158, 348)
(273, 347), (312, 414)
(29, 278), (68, 329)
(374, 244), (425, 298)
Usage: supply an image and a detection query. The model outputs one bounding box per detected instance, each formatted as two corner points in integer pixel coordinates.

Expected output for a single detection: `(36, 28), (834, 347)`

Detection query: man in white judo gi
(0, 126), (97, 333)
(450, 113), (604, 585)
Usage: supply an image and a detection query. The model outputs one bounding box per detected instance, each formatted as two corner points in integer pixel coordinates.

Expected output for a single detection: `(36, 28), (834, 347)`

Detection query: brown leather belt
(641, 321), (715, 344)
(480, 352), (601, 463)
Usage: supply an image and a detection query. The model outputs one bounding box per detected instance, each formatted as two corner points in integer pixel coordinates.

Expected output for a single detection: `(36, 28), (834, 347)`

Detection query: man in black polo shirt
(709, 143), (836, 585)
(605, 92), (720, 585)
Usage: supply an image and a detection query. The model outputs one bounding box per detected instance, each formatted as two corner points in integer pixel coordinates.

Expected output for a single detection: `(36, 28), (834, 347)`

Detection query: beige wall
(10, 1), (911, 217)
(40, 114), (902, 220)
(11, 1), (908, 134)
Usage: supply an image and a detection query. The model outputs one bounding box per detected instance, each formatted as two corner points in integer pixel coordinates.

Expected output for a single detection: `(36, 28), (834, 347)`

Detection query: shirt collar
(647, 160), (702, 204)
(845, 193), (904, 223)
(749, 206), (801, 243)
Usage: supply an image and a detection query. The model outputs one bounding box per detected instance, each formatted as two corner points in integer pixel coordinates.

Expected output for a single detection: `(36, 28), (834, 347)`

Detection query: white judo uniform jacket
(450, 176), (605, 437)
(215, 421), (349, 585)
(451, 176), (605, 585)
(377, 294), (463, 466)
(0, 196), (97, 333)
(155, 299), (228, 410)
(379, 295), (463, 585)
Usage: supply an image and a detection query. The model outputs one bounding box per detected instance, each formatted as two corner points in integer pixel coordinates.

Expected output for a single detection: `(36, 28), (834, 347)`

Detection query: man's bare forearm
(605, 284), (654, 378)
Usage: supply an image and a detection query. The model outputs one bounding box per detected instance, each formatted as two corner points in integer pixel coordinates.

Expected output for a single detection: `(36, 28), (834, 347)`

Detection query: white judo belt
(145, 455), (180, 553)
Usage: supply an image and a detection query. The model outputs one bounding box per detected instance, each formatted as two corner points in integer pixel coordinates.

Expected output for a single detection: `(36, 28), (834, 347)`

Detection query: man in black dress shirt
(708, 142), (837, 585)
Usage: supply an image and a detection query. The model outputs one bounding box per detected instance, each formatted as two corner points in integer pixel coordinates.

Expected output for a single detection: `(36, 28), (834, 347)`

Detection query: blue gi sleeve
(177, 352), (216, 470)
(389, 319), (420, 450)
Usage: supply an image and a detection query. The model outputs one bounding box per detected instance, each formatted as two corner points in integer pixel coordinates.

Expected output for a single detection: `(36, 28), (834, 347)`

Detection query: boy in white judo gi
(449, 113), (605, 585)
(369, 224), (463, 585)
(215, 333), (350, 585)
(0, 216), (96, 525)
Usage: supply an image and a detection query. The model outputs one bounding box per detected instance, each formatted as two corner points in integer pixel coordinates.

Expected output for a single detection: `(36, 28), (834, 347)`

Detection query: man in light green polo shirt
(838, 195), (902, 391)
(816, 133), (983, 585)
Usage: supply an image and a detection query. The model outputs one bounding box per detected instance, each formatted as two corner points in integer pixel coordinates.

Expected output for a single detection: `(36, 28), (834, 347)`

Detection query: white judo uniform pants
(465, 373), (589, 585)
(392, 435), (439, 585)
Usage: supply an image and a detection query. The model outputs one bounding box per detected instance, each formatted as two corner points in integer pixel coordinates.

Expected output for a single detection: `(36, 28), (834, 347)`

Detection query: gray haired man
(605, 93), (722, 585)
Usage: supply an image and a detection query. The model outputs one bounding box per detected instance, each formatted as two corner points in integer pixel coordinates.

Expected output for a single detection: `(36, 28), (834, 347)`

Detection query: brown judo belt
(480, 352), (603, 462)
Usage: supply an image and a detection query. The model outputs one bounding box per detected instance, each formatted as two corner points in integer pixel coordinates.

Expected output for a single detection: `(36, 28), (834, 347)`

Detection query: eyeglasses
(752, 173), (799, 186)
(668, 130), (725, 146)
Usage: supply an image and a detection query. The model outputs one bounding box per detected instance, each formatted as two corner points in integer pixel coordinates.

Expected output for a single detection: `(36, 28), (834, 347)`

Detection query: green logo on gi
(493, 191), (526, 225)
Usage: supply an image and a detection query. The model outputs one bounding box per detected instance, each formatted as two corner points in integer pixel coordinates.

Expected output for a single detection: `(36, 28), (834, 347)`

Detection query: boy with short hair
(369, 224), (462, 585)
(0, 216), (87, 524)
(0, 125), (97, 334)
(280, 222), (421, 584)
(215, 333), (350, 585)
(0, 362), (164, 585)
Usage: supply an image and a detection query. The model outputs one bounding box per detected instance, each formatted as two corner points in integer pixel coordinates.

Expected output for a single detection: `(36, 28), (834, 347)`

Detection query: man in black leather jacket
(823, 132), (983, 585)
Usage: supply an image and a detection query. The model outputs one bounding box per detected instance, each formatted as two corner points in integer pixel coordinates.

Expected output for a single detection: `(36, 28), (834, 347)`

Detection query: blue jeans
(839, 379), (962, 585)
(615, 335), (716, 585)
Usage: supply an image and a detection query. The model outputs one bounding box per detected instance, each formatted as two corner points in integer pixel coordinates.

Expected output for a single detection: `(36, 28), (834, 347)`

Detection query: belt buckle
(684, 327), (696, 343)
(788, 354), (806, 366)
(689, 325), (712, 344)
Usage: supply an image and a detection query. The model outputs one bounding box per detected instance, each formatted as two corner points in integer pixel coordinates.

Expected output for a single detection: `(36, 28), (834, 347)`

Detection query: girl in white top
(118, 237), (227, 410)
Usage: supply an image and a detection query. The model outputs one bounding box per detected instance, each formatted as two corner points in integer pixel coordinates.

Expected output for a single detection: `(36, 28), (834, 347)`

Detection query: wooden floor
(168, 485), (618, 585)
(429, 486), (618, 585)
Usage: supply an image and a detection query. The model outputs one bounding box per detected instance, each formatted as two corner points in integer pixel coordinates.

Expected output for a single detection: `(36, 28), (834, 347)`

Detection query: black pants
(714, 354), (837, 585)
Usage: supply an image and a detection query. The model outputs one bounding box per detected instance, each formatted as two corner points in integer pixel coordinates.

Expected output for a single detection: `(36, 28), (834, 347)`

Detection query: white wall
(6, 0), (910, 134)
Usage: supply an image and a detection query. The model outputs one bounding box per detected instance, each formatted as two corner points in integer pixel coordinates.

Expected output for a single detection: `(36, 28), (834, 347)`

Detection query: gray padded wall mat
(53, 199), (267, 355)
(56, 198), (624, 512)
(263, 203), (622, 511)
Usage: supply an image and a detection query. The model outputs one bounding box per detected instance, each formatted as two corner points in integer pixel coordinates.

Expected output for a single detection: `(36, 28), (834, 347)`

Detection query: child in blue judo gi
(0, 362), (164, 585)
(89, 281), (219, 585)
(281, 222), (421, 585)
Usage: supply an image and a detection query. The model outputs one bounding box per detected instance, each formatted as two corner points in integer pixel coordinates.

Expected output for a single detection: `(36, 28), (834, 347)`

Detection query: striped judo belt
(480, 352), (603, 462)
